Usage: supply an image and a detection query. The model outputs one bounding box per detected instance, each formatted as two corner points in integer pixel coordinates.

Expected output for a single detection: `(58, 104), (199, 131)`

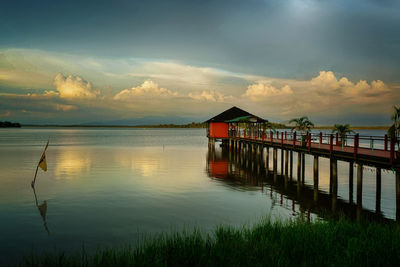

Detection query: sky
(0, 0), (399, 125)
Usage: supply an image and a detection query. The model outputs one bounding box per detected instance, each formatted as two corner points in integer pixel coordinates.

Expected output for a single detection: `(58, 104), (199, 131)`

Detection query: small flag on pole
(38, 145), (48, 171)
(31, 140), (49, 188)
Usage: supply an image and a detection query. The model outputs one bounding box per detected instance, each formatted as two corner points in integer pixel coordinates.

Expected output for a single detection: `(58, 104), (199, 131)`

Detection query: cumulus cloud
(114, 80), (179, 101)
(188, 90), (229, 102)
(311, 71), (390, 97)
(244, 83), (293, 101)
(53, 73), (99, 99)
(241, 70), (397, 118)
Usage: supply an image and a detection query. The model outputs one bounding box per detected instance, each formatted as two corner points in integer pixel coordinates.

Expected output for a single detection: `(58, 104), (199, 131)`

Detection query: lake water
(0, 127), (396, 264)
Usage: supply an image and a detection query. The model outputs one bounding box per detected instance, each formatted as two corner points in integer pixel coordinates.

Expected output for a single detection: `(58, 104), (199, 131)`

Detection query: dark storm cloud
(1, 0), (399, 82)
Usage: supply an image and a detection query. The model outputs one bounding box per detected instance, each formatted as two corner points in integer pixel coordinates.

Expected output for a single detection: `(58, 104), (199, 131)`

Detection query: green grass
(16, 218), (400, 266)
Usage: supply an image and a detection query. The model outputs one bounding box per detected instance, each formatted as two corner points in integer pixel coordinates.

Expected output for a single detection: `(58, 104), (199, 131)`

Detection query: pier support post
(284, 150), (289, 189)
(301, 153), (305, 184)
(396, 171), (400, 222)
(329, 159), (333, 194)
(281, 149), (284, 176)
(266, 147), (269, 172)
(331, 158), (338, 212)
(251, 155), (255, 172)
(246, 145), (249, 169)
(273, 148), (278, 183)
(284, 149), (289, 177)
(240, 147), (244, 166)
(297, 152), (301, 193)
(376, 168), (381, 214)
(357, 164), (363, 221)
(289, 151), (293, 181)
(313, 155), (319, 203)
(349, 161), (354, 204)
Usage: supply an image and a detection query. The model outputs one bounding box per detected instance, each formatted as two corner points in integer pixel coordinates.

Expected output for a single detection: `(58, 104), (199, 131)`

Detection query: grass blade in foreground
(17, 218), (400, 266)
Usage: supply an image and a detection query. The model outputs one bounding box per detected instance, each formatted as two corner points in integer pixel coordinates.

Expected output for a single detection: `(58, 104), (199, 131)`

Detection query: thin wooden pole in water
(31, 165), (39, 188)
(376, 167), (381, 214)
(349, 161), (354, 204)
(313, 155), (319, 203)
(357, 164), (363, 221)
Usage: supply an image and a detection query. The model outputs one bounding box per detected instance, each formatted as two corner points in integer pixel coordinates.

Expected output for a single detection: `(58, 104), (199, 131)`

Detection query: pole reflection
(32, 186), (50, 235)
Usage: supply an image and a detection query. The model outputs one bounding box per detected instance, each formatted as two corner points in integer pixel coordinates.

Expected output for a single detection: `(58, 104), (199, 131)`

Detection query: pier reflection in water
(206, 144), (393, 223)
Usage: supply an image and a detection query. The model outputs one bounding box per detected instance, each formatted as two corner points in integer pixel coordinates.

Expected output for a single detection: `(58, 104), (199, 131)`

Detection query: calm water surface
(0, 128), (396, 264)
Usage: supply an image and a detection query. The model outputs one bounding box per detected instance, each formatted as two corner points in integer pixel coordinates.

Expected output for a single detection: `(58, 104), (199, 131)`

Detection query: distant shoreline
(19, 124), (389, 130)
(21, 123), (207, 129)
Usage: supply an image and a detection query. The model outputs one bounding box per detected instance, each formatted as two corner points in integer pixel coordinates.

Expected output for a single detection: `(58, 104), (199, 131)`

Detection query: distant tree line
(0, 121), (21, 128)
(136, 122), (207, 128)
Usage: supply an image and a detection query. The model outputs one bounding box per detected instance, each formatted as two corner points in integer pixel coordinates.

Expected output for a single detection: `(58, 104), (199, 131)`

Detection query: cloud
(55, 104), (78, 111)
(114, 80), (179, 101)
(310, 71), (390, 97)
(129, 62), (225, 85)
(244, 83), (293, 101)
(0, 48), (399, 124)
(0, 111), (11, 117)
(114, 80), (233, 103)
(188, 90), (230, 102)
(53, 73), (99, 99)
(241, 70), (397, 119)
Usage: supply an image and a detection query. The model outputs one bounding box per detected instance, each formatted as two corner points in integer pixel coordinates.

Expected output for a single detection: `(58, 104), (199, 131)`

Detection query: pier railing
(227, 130), (396, 165)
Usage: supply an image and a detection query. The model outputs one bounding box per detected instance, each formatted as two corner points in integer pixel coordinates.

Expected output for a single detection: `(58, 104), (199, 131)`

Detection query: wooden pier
(208, 132), (400, 221)
(205, 107), (399, 222)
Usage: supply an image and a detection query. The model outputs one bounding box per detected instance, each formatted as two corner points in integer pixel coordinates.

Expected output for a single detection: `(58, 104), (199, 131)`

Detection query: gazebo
(205, 106), (266, 139)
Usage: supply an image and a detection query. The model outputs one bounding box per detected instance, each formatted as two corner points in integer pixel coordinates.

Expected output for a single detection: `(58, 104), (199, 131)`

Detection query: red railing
(226, 129), (396, 165)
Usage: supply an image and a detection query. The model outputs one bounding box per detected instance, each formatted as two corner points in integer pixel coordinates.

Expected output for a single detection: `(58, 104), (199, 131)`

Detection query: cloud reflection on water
(53, 149), (92, 179)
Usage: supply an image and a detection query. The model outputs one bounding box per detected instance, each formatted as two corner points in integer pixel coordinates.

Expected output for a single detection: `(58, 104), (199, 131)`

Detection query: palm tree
(332, 124), (354, 145)
(261, 121), (276, 134)
(388, 106), (400, 149)
(289, 116), (314, 144)
(289, 116), (314, 134)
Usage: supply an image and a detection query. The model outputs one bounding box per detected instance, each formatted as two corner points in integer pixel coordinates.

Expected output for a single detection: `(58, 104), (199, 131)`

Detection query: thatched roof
(205, 106), (266, 123)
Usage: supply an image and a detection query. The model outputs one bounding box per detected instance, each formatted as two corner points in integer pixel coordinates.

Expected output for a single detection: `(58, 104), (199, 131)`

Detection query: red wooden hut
(205, 106), (266, 139)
